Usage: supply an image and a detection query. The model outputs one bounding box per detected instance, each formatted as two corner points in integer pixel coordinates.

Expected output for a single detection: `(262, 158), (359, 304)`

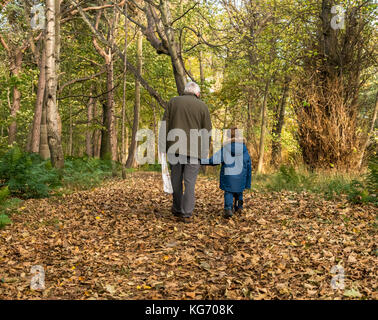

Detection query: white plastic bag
(159, 152), (173, 194)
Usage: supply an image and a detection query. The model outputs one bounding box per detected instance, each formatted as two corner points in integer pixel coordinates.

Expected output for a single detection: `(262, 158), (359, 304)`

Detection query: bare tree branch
(171, 2), (199, 26)
(68, 0), (168, 109)
(58, 69), (106, 94)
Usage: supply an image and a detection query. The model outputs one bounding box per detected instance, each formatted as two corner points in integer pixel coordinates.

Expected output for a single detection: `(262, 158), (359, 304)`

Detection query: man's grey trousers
(169, 155), (200, 218)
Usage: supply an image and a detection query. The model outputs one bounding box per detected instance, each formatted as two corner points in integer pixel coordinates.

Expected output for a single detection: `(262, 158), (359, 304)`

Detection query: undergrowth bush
(0, 186), (12, 229)
(0, 147), (120, 198)
(347, 157), (377, 205)
(0, 146), (60, 198)
(266, 165), (317, 193)
(62, 156), (116, 189)
(252, 163), (377, 205)
(140, 163), (162, 172)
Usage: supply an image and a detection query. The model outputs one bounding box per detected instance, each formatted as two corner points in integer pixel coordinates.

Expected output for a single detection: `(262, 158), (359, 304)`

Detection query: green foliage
(323, 176), (355, 200)
(266, 165), (316, 193)
(0, 213), (11, 229)
(366, 156), (378, 195)
(140, 163), (162, 172)
(0, 147), (120, 198)
(251, 165), (376, 205)
(0, 186), (12, 229)
(0, 147), (60, 198)
(347, 157), (377, 205)
(347, 180), (371, 204)
(62, 157), (117, 189)
(0, 185), (10, 203)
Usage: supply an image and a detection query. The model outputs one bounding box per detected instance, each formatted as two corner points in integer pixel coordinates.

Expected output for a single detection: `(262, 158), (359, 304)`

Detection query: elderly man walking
(159, 82), (212, 222)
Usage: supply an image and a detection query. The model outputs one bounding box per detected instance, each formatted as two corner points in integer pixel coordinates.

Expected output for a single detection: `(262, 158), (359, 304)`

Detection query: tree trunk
(257, 79), (271, 173)
(91, 9), (118, 162)
(199, 50), (205, 86)
(55, 0), (63, 140)
(198, 49), (207, 174)
(170, 53), (187, 95)
(92, 97), (101, 158)
(358, 91), (378, 168)
(293, 0), (372, 170)
(126, 29), (142, 168)
(8, 50), (23, 145)
(99, 58), (117, 161)
(71, 0), (168, 109)
(45, 0), (64, 168)
(108, 58), (117, 162)
(68, 105), (73, 156)
(100, 100), (110, 159)
(39, 92), (50, 160)
(152, 101), (158, 158)
(271, 77), (289, 167)
(29, 37), (46, 153)
(125, 126), (129, 161)
(121, 2), (128, 178)
(86, 89), (95, 157)
(143, 1), (187, 95)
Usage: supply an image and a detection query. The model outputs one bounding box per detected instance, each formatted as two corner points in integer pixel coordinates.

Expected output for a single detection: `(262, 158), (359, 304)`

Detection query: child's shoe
(224, 209), (233, 219)
(235, 200), (244, 214)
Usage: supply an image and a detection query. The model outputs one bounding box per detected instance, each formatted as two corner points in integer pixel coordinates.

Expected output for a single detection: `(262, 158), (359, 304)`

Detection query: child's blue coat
(202, 140), (252, 193)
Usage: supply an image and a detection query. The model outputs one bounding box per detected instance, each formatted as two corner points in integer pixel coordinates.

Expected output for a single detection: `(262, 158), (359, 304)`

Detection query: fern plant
(0, 146), (60, 198)
(0, 214), (11, 229)
(0, 186), (11, 229)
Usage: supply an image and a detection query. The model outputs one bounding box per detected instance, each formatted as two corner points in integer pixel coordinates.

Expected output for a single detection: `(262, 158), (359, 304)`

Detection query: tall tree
(92, 9), (119, 161)
(271, 76), (290, 167)
(126, 28), (143, 168)
(293, 0), (377, 169)
(0, 17), (30, 144)
(28, 34), (46, 153)
(68, 0), (168, 109)
(86, 85), (96, 157)
(45, 0), (64, 168)
(121, 2), (128, 177)
(126, 0), (188, 94)
(257, 78), (271, 173)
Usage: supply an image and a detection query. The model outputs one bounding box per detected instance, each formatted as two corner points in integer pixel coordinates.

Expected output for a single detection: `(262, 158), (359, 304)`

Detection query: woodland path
(0, 172), (376, 299)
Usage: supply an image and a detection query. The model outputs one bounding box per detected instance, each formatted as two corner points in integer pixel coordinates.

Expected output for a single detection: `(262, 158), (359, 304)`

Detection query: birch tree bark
(45, 0), (64, 168)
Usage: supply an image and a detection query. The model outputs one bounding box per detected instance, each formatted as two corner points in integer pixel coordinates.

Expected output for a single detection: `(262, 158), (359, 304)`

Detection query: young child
(201, 128), (252, 218)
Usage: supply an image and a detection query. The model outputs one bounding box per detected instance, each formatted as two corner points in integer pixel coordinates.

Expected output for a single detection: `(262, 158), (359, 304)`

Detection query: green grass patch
(139, 163), (162, 172)
(249, 163), (377, 205)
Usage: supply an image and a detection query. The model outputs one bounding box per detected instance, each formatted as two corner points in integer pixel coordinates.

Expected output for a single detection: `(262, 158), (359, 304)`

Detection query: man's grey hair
(184, 82), (201, 96)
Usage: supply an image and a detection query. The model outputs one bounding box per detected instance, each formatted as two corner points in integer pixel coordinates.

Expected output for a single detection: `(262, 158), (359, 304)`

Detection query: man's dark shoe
(176, 216), (192, 223)
(224, 209), (233, 219)
(172, 211), (183, 217)
(172, 208), (183, 217)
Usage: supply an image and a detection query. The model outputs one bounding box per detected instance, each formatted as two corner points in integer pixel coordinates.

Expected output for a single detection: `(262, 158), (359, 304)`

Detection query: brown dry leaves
(0, 172), (376, 300)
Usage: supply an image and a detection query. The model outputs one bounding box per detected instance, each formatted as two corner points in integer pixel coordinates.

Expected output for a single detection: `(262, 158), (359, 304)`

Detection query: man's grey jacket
(159, 93), (212, 160)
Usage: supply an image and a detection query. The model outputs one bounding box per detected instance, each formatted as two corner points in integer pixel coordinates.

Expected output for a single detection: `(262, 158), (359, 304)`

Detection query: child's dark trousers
(224, 191), (243, 211)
